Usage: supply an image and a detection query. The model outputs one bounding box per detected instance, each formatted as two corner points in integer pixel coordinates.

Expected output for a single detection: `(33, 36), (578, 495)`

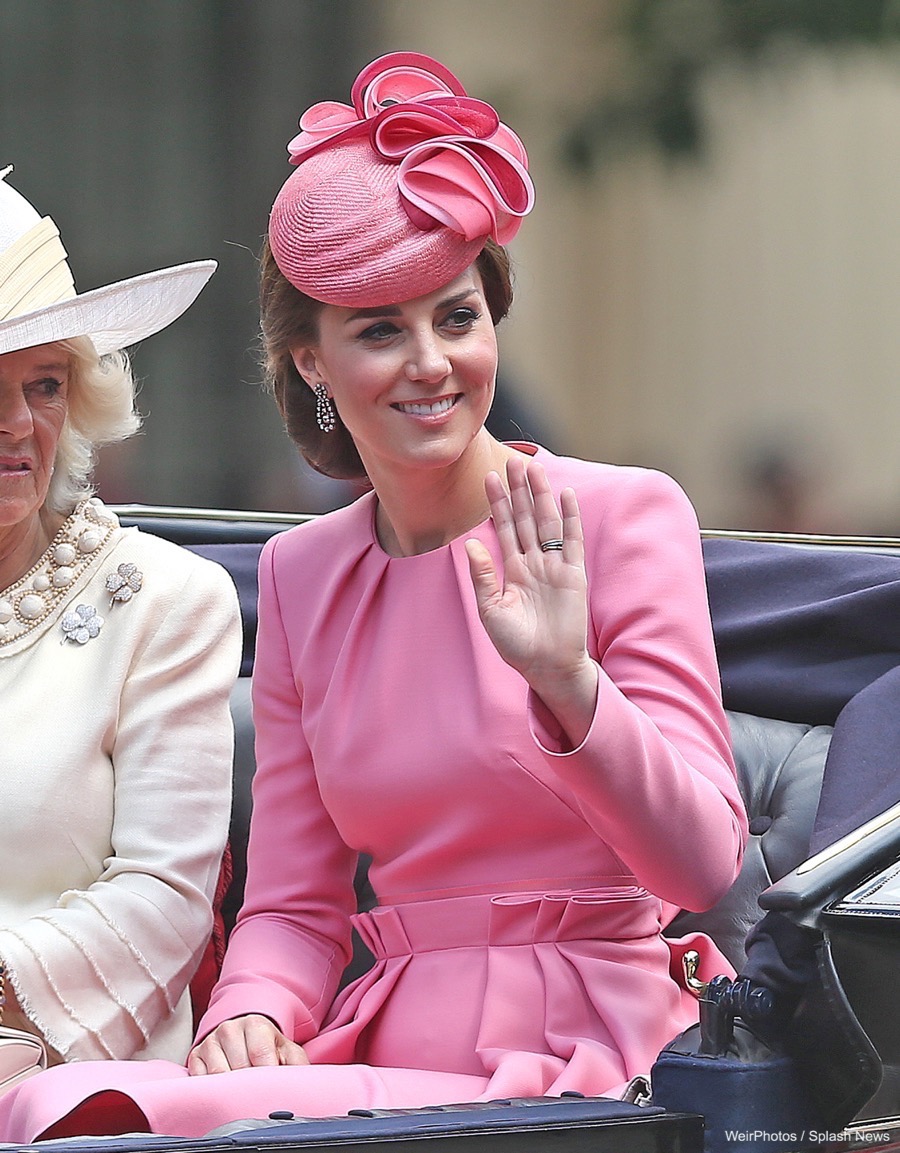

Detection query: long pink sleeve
(528, 465), (747, 911)
(196, 538), (358, 1043)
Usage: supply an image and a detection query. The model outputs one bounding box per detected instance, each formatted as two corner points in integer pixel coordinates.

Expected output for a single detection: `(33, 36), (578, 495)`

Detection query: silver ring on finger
(540, 538), (564, 552)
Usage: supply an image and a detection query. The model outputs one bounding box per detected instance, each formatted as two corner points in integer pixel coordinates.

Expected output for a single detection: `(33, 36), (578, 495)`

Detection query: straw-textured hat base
(270, 137), (484, 307)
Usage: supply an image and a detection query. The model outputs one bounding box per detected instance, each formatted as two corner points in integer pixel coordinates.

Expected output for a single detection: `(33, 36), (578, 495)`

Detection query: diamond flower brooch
(59, 562), (144, 645)
(106, 562), (143, 604)
(60, 604), (104, 645)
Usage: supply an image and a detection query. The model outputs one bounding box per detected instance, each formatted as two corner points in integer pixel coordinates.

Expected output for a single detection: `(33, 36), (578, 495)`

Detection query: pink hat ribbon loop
(284, 52), (534, 246)
(399, 140), (533, 243)
(351, 51), (467, 112)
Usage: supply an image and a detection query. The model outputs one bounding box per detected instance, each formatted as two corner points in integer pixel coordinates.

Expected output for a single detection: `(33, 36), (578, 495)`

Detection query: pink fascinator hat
(0, 165), (216, 357)
(268, 51), (535, 307)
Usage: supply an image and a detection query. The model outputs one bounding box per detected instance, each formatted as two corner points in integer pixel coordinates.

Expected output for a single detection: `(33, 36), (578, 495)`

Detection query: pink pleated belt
(352, 884), (662, 959)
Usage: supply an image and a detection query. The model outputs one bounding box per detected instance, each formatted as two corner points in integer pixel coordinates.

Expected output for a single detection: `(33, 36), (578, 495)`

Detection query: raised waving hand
(465, 456), (599, 747)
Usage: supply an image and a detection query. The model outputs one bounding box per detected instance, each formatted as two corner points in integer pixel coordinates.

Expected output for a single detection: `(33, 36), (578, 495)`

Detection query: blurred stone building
(0, 0), (375, 510)
(3, 1), (900, 531)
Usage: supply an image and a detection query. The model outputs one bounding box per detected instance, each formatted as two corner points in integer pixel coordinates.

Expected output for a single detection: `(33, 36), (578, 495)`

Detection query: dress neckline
(366, 442), (541, 561)
(0, 498), (119, 648)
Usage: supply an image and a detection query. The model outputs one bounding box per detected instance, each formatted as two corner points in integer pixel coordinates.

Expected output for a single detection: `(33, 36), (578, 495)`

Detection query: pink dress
(0, 448), (747, 1141)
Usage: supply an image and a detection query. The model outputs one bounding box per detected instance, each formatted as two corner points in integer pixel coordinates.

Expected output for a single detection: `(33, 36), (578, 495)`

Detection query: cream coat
(0, 500), (241, 1062)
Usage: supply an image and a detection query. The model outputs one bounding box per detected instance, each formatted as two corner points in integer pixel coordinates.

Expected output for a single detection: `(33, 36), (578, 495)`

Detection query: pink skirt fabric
(0, 889), (729, 1142)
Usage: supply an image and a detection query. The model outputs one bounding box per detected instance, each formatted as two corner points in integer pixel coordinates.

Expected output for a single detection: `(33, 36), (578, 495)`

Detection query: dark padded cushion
(727, 712), (829, 888)
(704, 537), (900, 726)
(223, 678), (255, 933)
(664, 711), (829, 971)
(190, 545), (262, 678)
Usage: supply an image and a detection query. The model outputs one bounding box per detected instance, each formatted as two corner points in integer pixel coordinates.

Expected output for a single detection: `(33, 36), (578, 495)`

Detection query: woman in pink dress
(0, 50), (747, 1141)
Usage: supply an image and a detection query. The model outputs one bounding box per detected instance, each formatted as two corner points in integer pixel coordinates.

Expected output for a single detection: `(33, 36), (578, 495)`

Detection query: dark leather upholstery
(668, 712), (829, 970)
(223, 678), (255, 935)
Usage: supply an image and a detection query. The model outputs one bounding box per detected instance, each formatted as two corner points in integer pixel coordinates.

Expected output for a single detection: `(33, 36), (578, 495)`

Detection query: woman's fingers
(483, 470), (519, 562)
(505, 457), (570, 558)
(483, 457), (578, 571)
(472, 459), (589, 686)
(527, 461), (564, 553)
(465, 538), (501, 613)
(187, 1015), (308, 1075)
(506, 455), (540, 553)
(240, 1014), (286, 1067)
(187, 1032), (240, 1076)
(187, 1040), (224, 1076)
(560, 486), (585, 565)
(276, 1033), (312, 1066)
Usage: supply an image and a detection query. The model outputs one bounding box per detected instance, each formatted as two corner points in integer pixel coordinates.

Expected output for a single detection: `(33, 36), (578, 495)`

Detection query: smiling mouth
(0, 461), (31, 473)
(392, 395), (460, 417)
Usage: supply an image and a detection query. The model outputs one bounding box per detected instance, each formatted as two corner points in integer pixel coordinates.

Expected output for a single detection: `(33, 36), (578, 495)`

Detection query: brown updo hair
(259, 238), (514, 481)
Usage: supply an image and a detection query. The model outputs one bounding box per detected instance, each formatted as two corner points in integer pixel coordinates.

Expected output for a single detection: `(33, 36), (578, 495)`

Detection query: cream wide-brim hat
(0, 166), (215, 357)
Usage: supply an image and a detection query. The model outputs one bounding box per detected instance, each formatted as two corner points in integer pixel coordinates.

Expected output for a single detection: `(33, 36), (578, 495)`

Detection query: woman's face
(292, 266), (499, 482)
(0, 344), (69, 533)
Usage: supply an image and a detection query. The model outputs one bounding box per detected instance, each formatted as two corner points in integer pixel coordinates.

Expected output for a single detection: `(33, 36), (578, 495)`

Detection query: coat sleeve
(0, 553), (241, 1062)
(528, 468), (748, 912)
(196, 534), (358, 1045)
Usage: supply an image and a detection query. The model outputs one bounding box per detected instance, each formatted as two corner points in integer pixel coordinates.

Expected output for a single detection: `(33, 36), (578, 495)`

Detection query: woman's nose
(406, 332), (451, 382)
(0, 389), (34, 439)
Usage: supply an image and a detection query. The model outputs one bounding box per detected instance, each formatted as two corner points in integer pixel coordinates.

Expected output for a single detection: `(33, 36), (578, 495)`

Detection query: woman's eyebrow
(344, 288), (477, 325)
(345, 305), (402, 322)
(438, 289), (477, 309)
(31, 362), (69, 373)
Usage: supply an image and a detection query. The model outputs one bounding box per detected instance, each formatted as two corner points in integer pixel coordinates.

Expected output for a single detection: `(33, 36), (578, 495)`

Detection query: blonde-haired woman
(39, 336), (139, 514)
(0, 167), (241, 1068)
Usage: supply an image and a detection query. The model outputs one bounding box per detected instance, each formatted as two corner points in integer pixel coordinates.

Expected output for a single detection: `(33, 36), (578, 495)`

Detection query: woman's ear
(290, 346), (320, 390)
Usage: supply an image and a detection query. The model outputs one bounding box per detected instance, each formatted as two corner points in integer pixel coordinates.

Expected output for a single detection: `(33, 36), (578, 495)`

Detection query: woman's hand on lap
(187, 1014), (309, 1074)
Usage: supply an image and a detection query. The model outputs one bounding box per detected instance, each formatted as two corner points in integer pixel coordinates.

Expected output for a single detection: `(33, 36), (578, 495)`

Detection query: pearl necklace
(0, 498), (117, 646)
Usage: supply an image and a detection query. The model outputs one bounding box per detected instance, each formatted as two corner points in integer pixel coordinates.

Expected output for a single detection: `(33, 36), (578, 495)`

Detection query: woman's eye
(26, 377), (65, 398)
(358, 321), (399, 341)
(444, 307), (479, 330)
